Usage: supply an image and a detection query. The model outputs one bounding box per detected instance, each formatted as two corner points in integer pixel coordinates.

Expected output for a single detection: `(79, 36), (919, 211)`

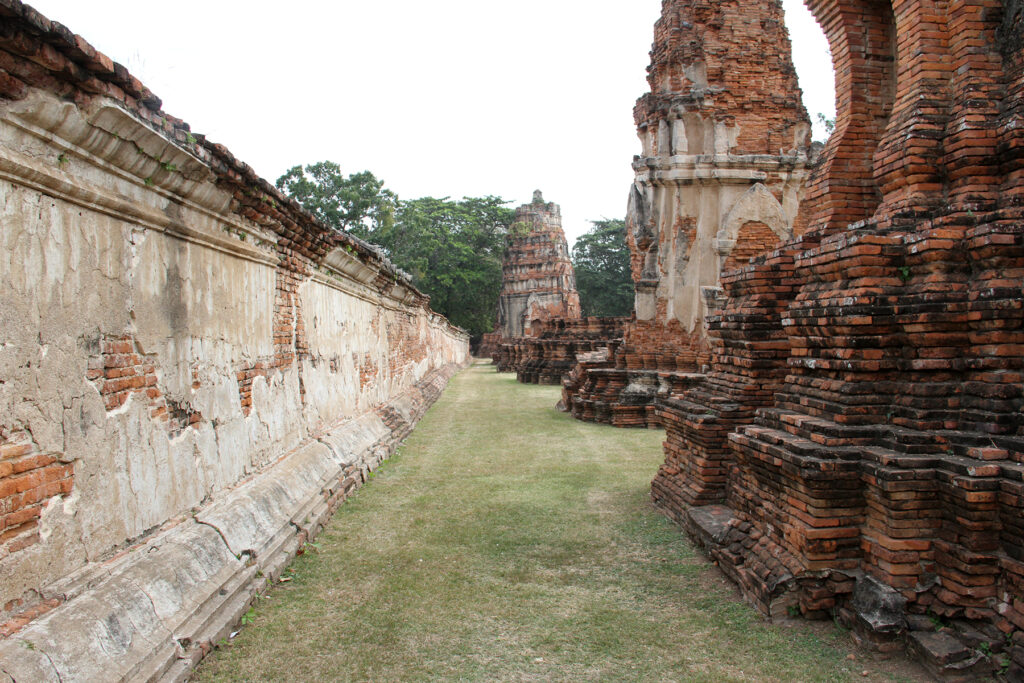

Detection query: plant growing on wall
(275, 161), (397, 240)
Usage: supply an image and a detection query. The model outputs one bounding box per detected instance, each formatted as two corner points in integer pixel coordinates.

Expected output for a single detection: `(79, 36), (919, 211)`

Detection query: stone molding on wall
(0, 365), (461, 682)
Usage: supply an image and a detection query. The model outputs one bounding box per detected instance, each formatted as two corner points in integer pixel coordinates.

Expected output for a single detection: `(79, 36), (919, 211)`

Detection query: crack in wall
(38, 647), (62, 683)
(193, 519), (243, 562)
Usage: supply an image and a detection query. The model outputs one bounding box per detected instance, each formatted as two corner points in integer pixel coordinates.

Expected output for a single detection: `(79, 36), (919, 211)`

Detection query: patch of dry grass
(193, 362), (929, 682)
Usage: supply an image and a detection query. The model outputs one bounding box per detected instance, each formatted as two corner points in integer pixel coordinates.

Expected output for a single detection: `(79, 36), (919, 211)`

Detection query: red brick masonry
(648, 0), (1024, 677)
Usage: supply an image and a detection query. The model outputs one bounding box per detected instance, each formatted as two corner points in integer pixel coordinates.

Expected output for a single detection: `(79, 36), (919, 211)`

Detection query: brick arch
(801, 0), (898, 232)
(721, 221), (783, 273)
(802, 0), (1015, 224)
(715, 182), (790, 267)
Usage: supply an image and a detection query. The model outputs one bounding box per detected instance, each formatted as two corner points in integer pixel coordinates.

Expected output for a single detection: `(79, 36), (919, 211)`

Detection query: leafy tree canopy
(377, 196), (514, 337)
(275, 161), (397, 241)
(275, 160), (514, 338)
(572, 219), (634, 318)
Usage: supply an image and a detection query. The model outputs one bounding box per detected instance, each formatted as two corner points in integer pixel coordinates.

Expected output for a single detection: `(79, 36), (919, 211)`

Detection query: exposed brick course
(0, 427), (72, 561)
(90, 334), (204, 434)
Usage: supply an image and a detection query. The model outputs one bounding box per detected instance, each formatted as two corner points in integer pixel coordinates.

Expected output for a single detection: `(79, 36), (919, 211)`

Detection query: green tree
(275, 161), (397, 240)
(376, 196), (514, 337)
(815, 112), (835, 141)
(572, 219), (634, 317)
(276, 160), (513, 337)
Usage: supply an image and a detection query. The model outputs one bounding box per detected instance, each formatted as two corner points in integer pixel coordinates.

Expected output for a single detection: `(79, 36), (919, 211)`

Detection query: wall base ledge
(0, 362), (466, 683)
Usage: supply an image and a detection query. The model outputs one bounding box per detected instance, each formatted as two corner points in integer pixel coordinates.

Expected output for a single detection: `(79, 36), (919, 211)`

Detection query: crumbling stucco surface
(0, 4), (468, 679)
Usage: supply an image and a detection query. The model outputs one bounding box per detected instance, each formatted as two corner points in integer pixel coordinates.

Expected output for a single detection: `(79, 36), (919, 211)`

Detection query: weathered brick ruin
(485, 191), (591, 376)
(500, 317), (628, 386)
(3, 0), (1024, 678)
(0, 2), (469, 679)
(644, 0), (1024, 677)
(475, 331), (503, 360)
(562, 0), (814, 429)
(495, 191), (581, 340)
(486, 195), (632, 387)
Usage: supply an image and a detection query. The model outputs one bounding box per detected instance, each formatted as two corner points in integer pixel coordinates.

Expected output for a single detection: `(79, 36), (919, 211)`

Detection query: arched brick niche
(801, 0), (897, 232)
(721, 222), (784, 273)
(803, 0), (1018, 225)
(714, 183), (792, 273)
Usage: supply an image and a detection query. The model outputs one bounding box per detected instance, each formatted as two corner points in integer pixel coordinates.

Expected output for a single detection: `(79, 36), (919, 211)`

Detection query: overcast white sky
(27, 0), (833, 246)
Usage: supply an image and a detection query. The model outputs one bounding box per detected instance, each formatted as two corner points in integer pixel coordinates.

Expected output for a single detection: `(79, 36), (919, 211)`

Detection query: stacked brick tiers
(566, 0), (814, 430)
(494, 191), (581, 340)
(562, 331), (706, 428)
(651, 0), (1024, 677)
(495, 317), (628, 385)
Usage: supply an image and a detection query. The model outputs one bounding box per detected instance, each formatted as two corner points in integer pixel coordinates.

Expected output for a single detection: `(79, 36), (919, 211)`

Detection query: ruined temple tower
(563, 0), (813, 427)
(494, 191), (581, 339)
(644, 0), (1024, 674)
(627, 0), (812, 355)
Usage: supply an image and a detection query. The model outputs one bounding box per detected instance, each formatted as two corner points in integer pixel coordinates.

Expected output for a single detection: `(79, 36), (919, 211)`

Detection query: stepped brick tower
(494, 191), (581, 340)
(563, 0), (813, 427)
(647, 0), (1024, 675)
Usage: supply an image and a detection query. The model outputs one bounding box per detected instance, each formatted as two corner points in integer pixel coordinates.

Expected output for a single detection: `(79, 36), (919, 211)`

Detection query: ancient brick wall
(0, 2), (469, 678)
(494, 191), (581, 340)
(652, 0), (1024, 676)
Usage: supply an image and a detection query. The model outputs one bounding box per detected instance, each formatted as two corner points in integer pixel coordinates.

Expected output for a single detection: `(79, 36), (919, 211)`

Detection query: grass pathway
(194, 362), (927, 682)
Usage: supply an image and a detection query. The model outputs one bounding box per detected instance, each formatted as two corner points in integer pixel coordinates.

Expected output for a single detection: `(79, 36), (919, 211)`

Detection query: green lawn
(193, 361), (927, 682)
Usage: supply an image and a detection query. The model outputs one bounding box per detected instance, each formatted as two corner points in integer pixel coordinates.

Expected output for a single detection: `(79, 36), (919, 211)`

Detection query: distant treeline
(276, 162), (633, 338)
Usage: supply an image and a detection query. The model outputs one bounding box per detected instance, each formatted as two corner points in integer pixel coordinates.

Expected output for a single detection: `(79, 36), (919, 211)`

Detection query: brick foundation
(494, 316), (627, 386)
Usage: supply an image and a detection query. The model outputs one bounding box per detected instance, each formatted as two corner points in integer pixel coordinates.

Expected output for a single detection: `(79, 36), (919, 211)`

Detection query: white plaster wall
(301, 279), (468, 431)
(0, 91), (468, 612)
(0, 178), (304, 604)
(635, 159), (809, 334)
